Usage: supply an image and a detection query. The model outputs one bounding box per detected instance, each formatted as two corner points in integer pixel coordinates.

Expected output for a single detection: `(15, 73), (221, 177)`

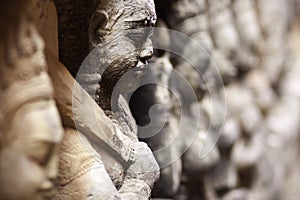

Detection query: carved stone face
(89, 0), (157, 110)
(0, 101), (62, 199)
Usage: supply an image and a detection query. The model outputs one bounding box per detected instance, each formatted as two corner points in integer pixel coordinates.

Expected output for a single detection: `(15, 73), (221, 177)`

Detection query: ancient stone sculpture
(1, 0), (300, 199)
(47, 0), (159, 199)
(0, 1), (63, 199)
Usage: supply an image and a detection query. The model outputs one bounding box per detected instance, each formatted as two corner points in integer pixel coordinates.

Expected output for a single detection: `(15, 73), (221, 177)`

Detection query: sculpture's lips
(39, 180), (53, 191)
(39, 182), (55, 199)
(135, 60), (147, 69)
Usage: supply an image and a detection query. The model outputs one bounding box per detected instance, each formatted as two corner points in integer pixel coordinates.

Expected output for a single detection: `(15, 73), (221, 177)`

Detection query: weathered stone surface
(1, 0), (300, 199)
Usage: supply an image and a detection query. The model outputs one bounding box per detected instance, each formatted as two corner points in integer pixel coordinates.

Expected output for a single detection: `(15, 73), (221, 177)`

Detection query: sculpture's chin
(39, 189), (55, 200)
(126, 62), (148, 92)
(113, 62), (148, 95)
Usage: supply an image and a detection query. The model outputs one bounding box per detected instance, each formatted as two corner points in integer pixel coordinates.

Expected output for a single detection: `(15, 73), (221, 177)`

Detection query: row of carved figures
(0, 0), (299, 200)
(143, 0), (300, 199)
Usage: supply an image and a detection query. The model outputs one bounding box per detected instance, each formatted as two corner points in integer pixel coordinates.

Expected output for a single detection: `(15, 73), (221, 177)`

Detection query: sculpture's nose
(139, 38), (153, 63)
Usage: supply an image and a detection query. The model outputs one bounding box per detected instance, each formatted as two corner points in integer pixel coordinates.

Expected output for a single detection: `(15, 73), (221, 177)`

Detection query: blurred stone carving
(0, 1), (63, 199)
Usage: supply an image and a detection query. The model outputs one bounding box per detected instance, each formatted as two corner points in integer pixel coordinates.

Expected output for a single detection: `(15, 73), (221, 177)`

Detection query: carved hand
(125, 142), (160, 188)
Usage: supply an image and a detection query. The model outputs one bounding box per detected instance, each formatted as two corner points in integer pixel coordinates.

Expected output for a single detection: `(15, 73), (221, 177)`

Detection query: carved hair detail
(89, 0), (156, 48)
(89, 0), (125, 47)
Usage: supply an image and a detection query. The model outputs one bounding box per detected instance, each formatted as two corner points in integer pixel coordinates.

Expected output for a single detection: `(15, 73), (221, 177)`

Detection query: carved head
(88, 0), (157, 110)
(0, 101), (63, 199)
(0, 5), (63, 198)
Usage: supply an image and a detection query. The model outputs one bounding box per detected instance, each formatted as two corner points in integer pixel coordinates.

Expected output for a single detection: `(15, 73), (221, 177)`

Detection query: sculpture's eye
(26, 141), (56, 166)
(127, 26), (153, 48)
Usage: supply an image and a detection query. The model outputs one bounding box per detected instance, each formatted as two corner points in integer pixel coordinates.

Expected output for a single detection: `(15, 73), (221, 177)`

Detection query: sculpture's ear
(89, 10), (109, 47)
